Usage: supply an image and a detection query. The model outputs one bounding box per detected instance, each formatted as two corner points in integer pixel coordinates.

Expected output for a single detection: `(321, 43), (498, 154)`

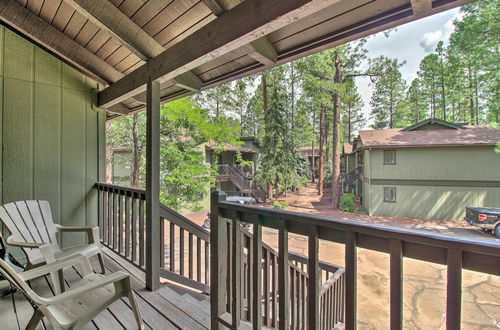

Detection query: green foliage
(273, 200), (289, 209)
(235, 151), (254, 167)
(339, 193), (356, 213)
(370, 56), (407, 129)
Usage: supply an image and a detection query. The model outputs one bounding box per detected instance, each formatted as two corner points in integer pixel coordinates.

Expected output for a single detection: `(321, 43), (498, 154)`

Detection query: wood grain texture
(98, 0), (341, 107)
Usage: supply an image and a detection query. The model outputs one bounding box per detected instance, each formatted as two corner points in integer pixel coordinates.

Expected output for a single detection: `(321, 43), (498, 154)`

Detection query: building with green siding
(344, 119), (500, 221)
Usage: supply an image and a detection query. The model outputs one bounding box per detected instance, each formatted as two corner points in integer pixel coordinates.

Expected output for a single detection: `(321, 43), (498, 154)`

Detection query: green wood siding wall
(364, 146), (500, 220)
(369, 185), (500, 220)
(0, 28), (106, 247)
(370, 146), (500, 181)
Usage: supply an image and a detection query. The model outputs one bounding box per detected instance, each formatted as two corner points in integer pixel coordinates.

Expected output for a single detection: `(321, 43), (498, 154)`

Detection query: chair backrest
(0, 258), (40, 306)
(0, 201), (59, 264)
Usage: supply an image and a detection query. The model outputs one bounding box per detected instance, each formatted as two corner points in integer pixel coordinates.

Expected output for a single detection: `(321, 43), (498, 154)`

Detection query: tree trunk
(318, 106), (325, 195)
(131, 114), (141, 187)
(325, 113), (330, 166)
(468, 65), (474, 125)
(262, 74), (272, 200)
(331, 51), (342, 210)
(311, 110), (316, 183)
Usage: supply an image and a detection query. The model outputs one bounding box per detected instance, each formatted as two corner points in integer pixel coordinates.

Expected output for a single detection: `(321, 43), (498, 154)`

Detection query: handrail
(212, 194), (500, 329)
(159, 204), (210, 242)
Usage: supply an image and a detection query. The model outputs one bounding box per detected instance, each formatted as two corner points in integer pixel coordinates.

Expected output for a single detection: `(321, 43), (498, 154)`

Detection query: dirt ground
(187, 184), (500, 329)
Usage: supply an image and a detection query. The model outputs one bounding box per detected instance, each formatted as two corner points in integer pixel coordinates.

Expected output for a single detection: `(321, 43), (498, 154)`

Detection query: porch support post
(145, 76), (161, 291)
(210, 190), (227, 329)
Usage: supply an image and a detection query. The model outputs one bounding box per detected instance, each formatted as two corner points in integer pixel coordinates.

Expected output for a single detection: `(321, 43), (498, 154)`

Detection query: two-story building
(344, 119), (500, 220)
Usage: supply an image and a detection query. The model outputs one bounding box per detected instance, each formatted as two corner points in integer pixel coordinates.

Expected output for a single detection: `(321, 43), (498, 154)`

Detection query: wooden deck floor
(0, 248), (210, 330)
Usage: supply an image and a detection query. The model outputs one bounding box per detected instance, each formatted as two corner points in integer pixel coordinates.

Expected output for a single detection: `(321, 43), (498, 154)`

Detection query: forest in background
(107, 0), (499, 212)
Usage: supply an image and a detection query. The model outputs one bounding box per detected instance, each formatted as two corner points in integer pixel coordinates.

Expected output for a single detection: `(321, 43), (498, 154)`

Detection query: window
(384, 187), (396, 202)
(357, 153), (363, 165)
(384, 150), (396, 165)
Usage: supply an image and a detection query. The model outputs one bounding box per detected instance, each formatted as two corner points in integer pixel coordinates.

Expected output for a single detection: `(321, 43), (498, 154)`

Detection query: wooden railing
(239, 228), (344, 328)
(159, 204), (211, 292)
(341, 166), (362, 192)
(96, 183), (147, 269)
(210, 190), (500, 330)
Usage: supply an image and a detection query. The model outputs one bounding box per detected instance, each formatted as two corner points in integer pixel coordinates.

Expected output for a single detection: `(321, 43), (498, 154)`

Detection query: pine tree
(370, 56), (406, 128)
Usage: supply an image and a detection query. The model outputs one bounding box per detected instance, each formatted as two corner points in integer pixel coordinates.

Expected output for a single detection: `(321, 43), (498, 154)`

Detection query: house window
(384, 187), (396, 202)
(357, 153), (363, 165)
(384, 150), (396, 165)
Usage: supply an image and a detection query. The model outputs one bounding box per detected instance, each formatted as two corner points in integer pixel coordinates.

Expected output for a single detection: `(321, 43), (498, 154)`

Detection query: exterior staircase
(341, 166), (362, 192)
(221, 164), (267, 202)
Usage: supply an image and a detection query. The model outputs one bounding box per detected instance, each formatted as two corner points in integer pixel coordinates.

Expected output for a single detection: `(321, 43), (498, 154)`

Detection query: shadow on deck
(0, 247), (210, 330)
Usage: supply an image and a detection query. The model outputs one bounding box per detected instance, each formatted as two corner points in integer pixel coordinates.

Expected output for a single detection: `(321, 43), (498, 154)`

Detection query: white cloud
(419, 11), (462, 53)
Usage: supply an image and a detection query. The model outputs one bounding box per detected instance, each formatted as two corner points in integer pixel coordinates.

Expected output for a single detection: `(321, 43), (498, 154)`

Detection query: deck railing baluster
(390, 239), (403, 330)
(446, 248), (462, 330)
(252, 216), (262, 329)
(278, 219), (289, 330)
(232, 211), (242, 328)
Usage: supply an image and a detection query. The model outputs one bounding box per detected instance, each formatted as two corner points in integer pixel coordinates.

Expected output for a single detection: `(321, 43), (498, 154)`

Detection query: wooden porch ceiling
(0, 0), (473, 119)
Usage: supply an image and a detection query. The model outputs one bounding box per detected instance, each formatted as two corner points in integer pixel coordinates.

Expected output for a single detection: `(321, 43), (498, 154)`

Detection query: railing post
(390, 239), (403, 330)
(210, 190), (227, 329)
(307, 225), (320, 330)
(278, 219), (289, 330)
(345, 231), (357, 330)
(446, 248), (462, 330)
(145, 76), (160, 291)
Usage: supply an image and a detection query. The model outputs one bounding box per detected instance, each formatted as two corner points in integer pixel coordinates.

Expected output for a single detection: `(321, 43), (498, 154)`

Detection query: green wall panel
(35, 47), (61, 86)
(0, 27), (104, 248)
(3, 78), (33, 202)
(369, 146), (500, 181)
(369, 185), (500, 220)
(62, 63), (87, 91)
(34, 83), (61, 222)
(61, 88), (87, 247)
(4, 31), (33, 81)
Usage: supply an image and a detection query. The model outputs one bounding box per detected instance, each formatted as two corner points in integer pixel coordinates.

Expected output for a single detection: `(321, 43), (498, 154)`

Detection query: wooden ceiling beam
(410, 0), (432, 15)
(0, 0), (123, 85)
(172, 71), (203, 92)
(247, 36), (277, 65)
(98, 0), (339, 108)
(63, 0), (164, 60)
(202, 0), (243, 16)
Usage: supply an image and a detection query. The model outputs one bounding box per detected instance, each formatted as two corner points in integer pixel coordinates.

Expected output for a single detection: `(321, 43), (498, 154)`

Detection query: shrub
(273, 200), (289, 209)
(339, 193), (356, 213)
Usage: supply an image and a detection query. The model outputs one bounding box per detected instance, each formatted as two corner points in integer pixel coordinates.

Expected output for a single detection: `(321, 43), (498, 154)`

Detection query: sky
(356, 7), (463, 129)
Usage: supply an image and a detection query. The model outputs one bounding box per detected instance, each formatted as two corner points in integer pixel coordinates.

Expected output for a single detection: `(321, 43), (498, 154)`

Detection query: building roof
(207, 141), (257, 154)
(298, 147), (321, 157)
(0, 0), (468, 119)
(359, 125), (500, 148)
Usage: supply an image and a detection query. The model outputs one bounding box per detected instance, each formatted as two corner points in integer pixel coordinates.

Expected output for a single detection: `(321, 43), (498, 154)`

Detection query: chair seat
(30, 243), (101, 266)
(46, 273), (115, 327)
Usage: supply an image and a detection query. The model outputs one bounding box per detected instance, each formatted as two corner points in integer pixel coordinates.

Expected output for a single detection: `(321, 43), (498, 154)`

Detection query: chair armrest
(19, 254), (93, 282)
(55, 224), (100, 244)
(6, 236), (44, 248)
(42, 271), (130, 305)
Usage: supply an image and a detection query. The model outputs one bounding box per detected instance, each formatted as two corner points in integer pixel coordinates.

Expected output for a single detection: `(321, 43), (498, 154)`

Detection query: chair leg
(97, 253), (105, 274)
(127, 290), (144, 330)
(26, 309), (44, 330)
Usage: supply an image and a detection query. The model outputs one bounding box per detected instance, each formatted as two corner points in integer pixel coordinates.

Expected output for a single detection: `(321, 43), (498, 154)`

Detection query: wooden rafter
(98, 0), (339, 108)
(410, 0), (433, 15)
(62, 0), (164, 61)
(0, 0), (122, 85)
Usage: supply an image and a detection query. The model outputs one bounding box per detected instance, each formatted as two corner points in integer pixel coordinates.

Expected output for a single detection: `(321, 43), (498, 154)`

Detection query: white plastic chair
(0, 200), (105, 292)
(0, 254), (144, 330)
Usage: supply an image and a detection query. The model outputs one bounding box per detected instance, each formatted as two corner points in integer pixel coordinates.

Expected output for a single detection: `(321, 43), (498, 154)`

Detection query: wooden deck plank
(101, 250), (204, 329)
(1, 249), (208, 330)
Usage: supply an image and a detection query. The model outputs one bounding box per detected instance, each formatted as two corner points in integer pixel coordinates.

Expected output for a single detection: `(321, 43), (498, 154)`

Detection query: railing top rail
(288, 251), (341, 274)
(217, 201), (500, 276)
(95, 182), (146, 199)
(159, 204), (210, 242)
(218, 201), (500, 255)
